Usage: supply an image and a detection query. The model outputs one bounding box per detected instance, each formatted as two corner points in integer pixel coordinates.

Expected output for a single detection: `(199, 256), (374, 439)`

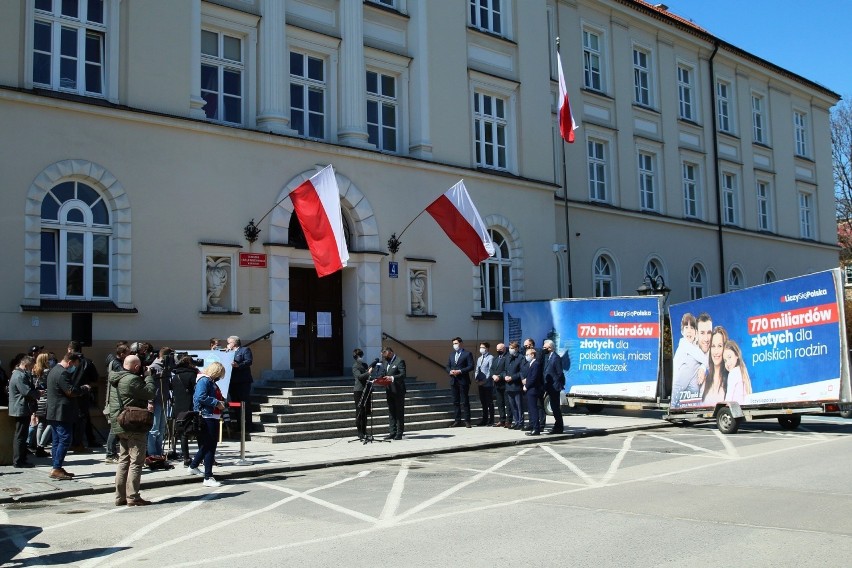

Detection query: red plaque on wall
(239, 252), (267, 268)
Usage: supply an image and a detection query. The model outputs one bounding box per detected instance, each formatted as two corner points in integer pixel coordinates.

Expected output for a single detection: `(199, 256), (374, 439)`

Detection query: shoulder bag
(114, 381), (154, 432)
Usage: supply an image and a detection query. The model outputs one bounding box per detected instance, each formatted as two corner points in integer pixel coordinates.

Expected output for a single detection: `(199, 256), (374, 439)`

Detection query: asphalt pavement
(0, 412), (671, 504)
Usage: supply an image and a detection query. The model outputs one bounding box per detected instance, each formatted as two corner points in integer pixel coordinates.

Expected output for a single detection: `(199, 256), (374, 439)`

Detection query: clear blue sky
(667, 0), (850, 101)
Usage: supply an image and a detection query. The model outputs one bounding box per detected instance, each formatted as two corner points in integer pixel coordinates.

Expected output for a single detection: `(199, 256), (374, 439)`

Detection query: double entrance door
(289, 267), (343, 377)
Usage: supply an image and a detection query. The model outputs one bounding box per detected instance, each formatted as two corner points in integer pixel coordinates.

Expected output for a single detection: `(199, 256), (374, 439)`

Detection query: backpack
(175, 410), (203, 437)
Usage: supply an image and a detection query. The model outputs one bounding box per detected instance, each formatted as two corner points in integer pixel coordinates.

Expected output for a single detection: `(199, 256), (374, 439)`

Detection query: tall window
(367, 70), (397, 152)
(32, 0), (106, 96)
(201, 29), (244, 124)
(638, 152), (656, 211)
(290, 51), (326, 139)
(583, 29), (603, 92)
(480, 229), (511, 312)
(722, 173), (738, 225)
(645, 258), (663, 282)
(682, 162), (700, 218)
(677, 64), (693, 120)
(633, 48), (651, 106)
(764, 270), (777, 284)
(752, 94), (765, 143)
(728, 267), (744, 291)
(689, 263), (706, 300)
(794, 111), (808, 156)
(588, 139), (607, 202)
(470, 0), (502, 35)
(593, 254), (615, 297)
(799, 191), (813, 238)
(756, 180), (772, 231)
(474, 91), (508, 170)
(40, 181), (111, 299)
(716, 80), (731, 133)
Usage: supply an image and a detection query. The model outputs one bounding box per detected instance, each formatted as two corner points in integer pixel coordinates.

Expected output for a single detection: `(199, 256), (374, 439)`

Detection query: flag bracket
(244, 219), (261, 244)
(387, 232), (401, 254)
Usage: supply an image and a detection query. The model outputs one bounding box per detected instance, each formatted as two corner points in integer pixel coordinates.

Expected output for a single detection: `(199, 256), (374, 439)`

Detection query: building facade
(0, 0), (839, 381)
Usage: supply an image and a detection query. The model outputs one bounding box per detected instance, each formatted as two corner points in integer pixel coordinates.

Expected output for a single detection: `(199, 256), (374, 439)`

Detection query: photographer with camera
(171, 355), (201, 465)
(146, 347), (173, 458)
(67, 341), (99, 453)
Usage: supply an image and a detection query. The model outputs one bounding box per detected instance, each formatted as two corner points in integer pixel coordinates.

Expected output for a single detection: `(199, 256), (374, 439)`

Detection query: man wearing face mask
(446, 337), (474, 428)
(46, 352), (90, 479)
(504, 341), (524, 429)
(541, 339), (565, 434)
(521, 347), (543, 435)
(474, 342), (495, 426)
(490, 343), (509, 427)
(379, 347), (406, 440)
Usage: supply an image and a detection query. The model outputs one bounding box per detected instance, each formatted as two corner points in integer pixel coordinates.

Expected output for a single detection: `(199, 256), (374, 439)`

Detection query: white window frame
(632, 46), (652, 107)
(794, 110), (809, 157)
(845, 266), (852, 287)
(689, 262), (706, 300)
(26, 0), (120, 102)
(728, 266), (745, 292)
(200, 247), (238, 313)
(645, 257), (665, 283)
(756, 179), (773, 232)
(593, 252), (617, 297)
(752, 93), (766, 144)
(479, 228), (512, 312)
(716, 79), (732, 133)
(469, 0), (510, 37)
(406, 261), (433, 316)
(722, 172), (738, 225)
(365, 48), (410, 155)
(587, 138), (609, 203)
(470, 72), (518, 174)
(677, 63), (694, 121)
(682, 161), (700, 219)
(288, 29), (340, 142)
(799, 190), (814, 239)
(583, 27), (604, 92)
(638, 150), (657, 212)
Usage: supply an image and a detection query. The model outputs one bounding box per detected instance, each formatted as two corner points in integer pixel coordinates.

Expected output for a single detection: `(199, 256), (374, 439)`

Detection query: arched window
(40, 181), (112, 299)
(689, 263), (706, 300)
(764, 270), (776, 284)
(728, 266), (745, 291)
(480, 228), (511, 312)
(593, 254), (615, 297)
(645, 258), (664, 281)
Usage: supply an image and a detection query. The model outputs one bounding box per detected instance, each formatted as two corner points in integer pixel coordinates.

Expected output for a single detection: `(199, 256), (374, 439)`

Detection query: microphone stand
(351, 361), (391, 445)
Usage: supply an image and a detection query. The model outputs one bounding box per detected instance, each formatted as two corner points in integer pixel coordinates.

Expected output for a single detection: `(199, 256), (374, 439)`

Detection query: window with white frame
(366, 70), (397, 152)
(40, 180), (111, 300)
(794, 110), (808, 157)
(682, 162), (700, 219)
(752, 94), (765, 143)
(32, 0), (107, 96)
(677, 64), (694, 120)
(845, 266), (852, 287)
(722, 172), (738, 225)
(588, 139), (608, 202)
(638, 151), (657, 211)
(756, 180), (772, 231)
(645, 258), (663, 282)
(407, 262), (432, 315)
(583, 29), (603, 92)
(480, 228), (512, 312)
(290, 50), (326, 139)
(728, 267), (744, 291)
(368, 0), (395, 6)
(633, 47), (652, 106)
(474, 91), (508, 170)
(201, 29), (244, 125)
(469, 0), (502, 35)
(593, 254), (615, 297)
(689, 263), (706, 300)
(716, 80), (732, 133)
(799, 191), (813, 238)
(764, 270), (776, 284)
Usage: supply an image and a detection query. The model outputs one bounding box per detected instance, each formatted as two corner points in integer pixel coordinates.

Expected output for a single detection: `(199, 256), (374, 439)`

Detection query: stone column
(257, 0), (295, 134)
(189, 0), (207, 119)
(408, 0), (433, 158)
(337, 0), (371, 147)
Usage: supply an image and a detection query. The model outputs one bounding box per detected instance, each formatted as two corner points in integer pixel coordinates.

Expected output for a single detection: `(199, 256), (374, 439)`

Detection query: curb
(0, 421), (671, 504)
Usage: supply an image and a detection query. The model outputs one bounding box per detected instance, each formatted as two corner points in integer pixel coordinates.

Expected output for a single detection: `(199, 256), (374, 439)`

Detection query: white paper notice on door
(317, 311), (332, 338)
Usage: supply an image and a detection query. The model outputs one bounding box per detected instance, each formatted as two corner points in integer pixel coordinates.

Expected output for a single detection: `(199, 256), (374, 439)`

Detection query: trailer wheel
(778, 415), (802, 430)
(716, 407), (741, 434)
(840, 410), (852, 419)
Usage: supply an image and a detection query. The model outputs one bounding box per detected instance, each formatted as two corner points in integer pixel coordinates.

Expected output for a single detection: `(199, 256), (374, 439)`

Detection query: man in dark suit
(522, 347), (543, 436)
(446, 337), (474, 428)
(226, 335), (254, 437)
(541, 339), (565, 434)
(504, 341), (524, 429)
(46, 352), (89, 479)
(490, 343), (509, 427)
(379, 347), (406, 440)
(520, 338), (545, 430)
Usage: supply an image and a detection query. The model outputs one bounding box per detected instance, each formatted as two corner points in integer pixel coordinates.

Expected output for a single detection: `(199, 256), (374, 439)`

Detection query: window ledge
(200, 310), (243, 316)
(22, 300), (138, 313)
(473, 312), (503, 321)
(407, 313), (436, 319)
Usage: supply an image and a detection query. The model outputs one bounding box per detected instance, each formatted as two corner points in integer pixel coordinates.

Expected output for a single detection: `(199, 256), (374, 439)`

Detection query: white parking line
(598, 434), (633, 486)
(540, 444), (597, 486)
(378, 460), (410, 523)
(647, 433), (730, 459)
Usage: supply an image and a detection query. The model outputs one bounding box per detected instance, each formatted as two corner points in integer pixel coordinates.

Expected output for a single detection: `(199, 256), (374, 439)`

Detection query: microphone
(370, 358), (381, 367)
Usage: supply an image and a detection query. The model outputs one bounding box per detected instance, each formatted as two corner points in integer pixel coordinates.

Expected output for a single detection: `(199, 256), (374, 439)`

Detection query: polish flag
(290, 165), (349, 277)
(426, 180), (495, 265)
(557, 52), (578, 143)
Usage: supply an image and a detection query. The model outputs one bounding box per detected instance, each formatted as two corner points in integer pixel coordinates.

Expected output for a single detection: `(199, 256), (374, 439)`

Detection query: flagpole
(556, 37), (574, 298)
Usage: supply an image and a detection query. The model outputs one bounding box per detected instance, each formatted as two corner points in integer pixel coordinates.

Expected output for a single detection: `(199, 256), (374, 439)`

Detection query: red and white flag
(290, 165), (349, 277)
(557, 52), (578, 143)
(426, 180), (495, 265)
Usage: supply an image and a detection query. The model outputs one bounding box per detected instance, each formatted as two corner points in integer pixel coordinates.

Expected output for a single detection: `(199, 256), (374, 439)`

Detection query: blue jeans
(191, 417), (220, 479)
(147, 398), (166, 456)
(507, 391), (523, 426)
(48, 420), (72, 469)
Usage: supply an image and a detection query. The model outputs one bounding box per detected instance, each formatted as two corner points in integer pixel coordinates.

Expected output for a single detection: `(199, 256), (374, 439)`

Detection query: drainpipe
(708, 40), (726, 293)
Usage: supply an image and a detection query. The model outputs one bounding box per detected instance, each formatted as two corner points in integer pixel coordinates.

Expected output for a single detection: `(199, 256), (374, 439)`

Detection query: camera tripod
(349, 377), (391, 445)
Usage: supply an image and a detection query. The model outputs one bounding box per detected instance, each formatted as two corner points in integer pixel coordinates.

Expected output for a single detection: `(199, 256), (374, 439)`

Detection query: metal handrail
(381, 332), (446, 374)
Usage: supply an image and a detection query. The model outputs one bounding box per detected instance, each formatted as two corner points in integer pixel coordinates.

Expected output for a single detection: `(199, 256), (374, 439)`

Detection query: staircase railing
(381, 331), (446, 375)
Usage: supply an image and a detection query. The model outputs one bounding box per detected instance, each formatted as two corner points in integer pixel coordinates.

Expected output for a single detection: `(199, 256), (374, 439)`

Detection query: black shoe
(476, 420), (487, 426)
(465, 421), (472, 428)
(525, 431), (541, 436)
(384, 434), (395, 440)
(35, 447), (50, 457)
(546, 429), (564, 434)
(393, 434), (403, 440)
(449, 421), (462, 428)
(14, 462), (35, 468)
